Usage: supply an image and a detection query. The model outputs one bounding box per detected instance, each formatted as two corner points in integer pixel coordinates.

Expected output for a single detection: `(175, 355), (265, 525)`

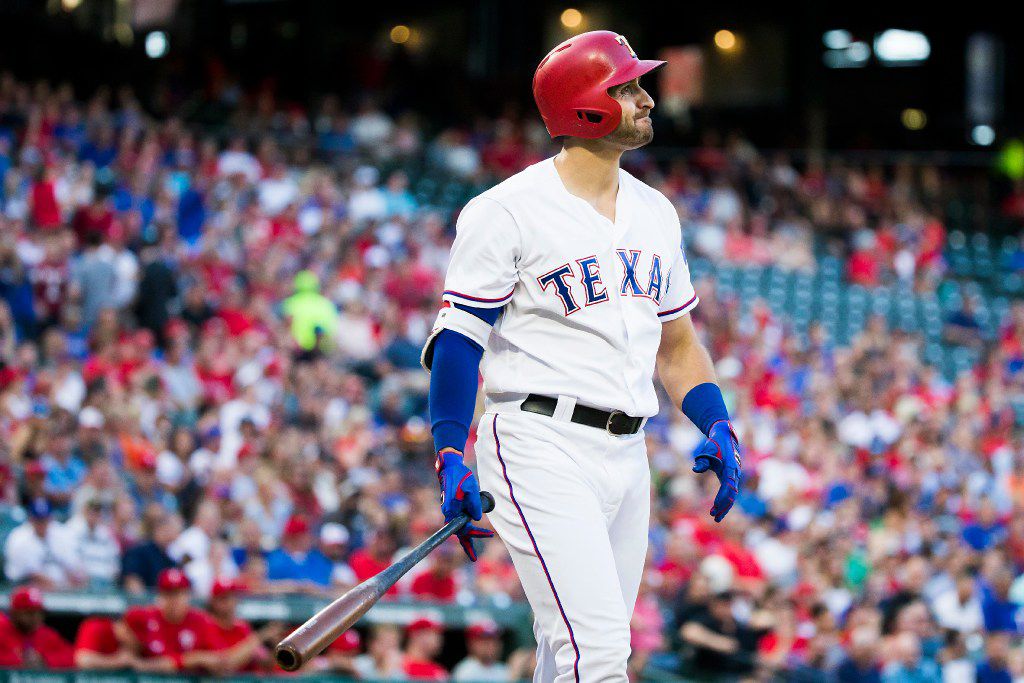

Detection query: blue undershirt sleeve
(428, 304), (502, 453)
(680, 382), (730, 437)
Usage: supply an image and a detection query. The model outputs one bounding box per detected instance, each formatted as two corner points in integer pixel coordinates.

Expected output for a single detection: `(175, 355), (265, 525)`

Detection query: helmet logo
(616, 35), (637, 58)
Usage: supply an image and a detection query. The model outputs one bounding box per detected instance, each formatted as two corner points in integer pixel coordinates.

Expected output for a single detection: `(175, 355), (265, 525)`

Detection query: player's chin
(608, 120), (654, 150)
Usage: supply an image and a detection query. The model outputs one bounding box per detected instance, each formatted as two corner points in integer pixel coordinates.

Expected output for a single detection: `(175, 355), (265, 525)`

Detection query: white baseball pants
(475, 403), (651, 683)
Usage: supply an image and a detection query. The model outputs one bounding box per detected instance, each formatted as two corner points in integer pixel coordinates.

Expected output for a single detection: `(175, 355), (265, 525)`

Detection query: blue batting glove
(692, 420), (742, 523)
(435, 449), (494, 561)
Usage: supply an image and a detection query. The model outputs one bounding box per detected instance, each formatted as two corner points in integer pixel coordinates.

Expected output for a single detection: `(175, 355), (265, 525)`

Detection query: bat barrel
(274, 581), (381, 671)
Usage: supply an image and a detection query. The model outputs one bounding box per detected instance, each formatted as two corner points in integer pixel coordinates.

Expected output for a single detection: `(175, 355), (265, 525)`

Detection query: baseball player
(424, 30), (742, 682)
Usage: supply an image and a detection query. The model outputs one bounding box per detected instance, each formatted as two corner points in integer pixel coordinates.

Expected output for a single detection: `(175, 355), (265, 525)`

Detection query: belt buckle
(606, 410), (627, 436)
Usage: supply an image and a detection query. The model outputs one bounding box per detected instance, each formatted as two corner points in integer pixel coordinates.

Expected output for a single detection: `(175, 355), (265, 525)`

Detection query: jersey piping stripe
(442, 288), (515, 304)
(491, 415), (581, 682)
(657, 293), (699, 318)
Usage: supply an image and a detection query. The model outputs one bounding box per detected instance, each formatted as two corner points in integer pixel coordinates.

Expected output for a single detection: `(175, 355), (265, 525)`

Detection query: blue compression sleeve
(681, 382), (730, 436)
(428, 304), (500, 453)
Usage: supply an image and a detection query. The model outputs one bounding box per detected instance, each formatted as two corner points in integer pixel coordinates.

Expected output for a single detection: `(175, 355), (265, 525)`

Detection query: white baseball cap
(78, 407), (105, 429)
(320, 523), (350, 546)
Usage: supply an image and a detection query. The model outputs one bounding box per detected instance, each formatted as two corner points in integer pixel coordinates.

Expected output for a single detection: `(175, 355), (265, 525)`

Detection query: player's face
(604, 78), (655, 149)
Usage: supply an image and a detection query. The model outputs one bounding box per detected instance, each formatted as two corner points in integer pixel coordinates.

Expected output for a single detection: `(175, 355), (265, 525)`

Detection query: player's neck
(553, 144), (621, 203)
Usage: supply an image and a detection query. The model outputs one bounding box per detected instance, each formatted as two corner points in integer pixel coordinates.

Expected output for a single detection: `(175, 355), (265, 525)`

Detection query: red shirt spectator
(401, 616), (448, 681)
(206, 579), (262, 673)
(30, 255), (71, 322)
(409, 546), (459, 602)
(847, 249), (880, 286)
(349, 530), (399, 597)
(30, 170), (62, 230)
(75, 616), (121, 656)
(0, 587), (75, 669)
(71, 199), (115, 246)
(74, 616), (135, 670)
(119, 569), (220, 671)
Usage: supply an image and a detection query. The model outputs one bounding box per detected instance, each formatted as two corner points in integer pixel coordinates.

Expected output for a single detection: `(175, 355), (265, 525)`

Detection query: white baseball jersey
(442, 157), (698, 417)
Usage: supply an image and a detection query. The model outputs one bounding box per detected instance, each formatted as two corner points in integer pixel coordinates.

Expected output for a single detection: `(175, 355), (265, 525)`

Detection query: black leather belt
(520, 394), (644, 436)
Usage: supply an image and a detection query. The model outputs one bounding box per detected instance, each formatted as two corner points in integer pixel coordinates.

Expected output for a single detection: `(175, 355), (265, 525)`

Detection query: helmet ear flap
(576, 110), (605, 124)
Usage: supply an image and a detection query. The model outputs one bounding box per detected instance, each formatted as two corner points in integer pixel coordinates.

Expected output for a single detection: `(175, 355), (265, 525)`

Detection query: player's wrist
(681, 382), (730, 437)
(432, 420), (469, 458)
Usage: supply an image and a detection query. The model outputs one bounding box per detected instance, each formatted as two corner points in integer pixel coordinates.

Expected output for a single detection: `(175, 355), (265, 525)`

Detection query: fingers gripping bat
(274, 491), (496, 671)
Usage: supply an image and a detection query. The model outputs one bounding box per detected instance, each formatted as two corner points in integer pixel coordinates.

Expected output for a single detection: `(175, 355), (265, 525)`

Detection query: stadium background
(2, 0), (1024, 681)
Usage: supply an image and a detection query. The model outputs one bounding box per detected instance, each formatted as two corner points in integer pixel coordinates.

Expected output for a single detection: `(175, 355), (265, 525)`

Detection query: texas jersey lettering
(538, 249), (669, 315)
(442, 157), (697, 418)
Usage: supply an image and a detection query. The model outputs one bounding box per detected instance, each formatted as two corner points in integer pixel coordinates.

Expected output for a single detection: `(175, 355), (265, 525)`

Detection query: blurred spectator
(319, 522), (357, 590)
(282, 270), (339, 352)
(120, 511), (181, 593)
(977, 632), (1013, 683)
(3, 498), (83, 588)
(963, 500), (1007, 552)
(265, 515), (332, 590)
(981, 567), (1021, 633)
(314, 629), (361, 676)
(402, 615), (448, 681)
(65, 496), (120, 586)
(452, 619), (507, 681)
(40, 426), (86, 516)
(931, 570), (984, 634)
(168, 499), (219, 570)
(944, 295), (985, 349)
(74, 616), (134, 670)
(835, 626), (882, 683)
(0, 586), (74, 669)
(115, 568), (220, 673)
(72, 231), (116, 328)
(679, 590), (763, 678)
(880, 632), (940, 683)
(349, 529), (399, 596)
(205, 578), (261, 673)
(410, 543), (459, 602)
(353, 624), (406, 679)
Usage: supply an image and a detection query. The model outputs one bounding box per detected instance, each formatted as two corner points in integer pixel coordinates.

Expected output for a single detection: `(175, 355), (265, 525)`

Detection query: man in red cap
(401, 615), (448, 681)
(115, 568), (222, 673)
(0, 586), (75, 669)
(423, 29), (743, 682)
(265, 515), (333, 591)
(205, 577), (262, 673)
(452, 619), (507, 681)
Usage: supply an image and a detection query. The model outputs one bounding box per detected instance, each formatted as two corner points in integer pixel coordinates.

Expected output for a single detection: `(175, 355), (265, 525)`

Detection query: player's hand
(692, 420), (742, 523)
(436, 449), (495, 561)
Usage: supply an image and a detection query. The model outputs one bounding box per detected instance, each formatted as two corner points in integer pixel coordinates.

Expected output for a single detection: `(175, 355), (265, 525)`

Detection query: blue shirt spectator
(265, 516), (333, 587)
(981, 571), (1021, 633)
(40, 432), (88, 517)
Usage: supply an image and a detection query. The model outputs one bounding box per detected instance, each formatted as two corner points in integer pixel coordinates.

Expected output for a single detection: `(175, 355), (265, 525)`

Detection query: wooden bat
(274, 491), (496, 671)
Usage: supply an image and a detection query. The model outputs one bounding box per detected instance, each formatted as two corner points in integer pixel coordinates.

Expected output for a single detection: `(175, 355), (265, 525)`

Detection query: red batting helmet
(532, 30), (665, 139)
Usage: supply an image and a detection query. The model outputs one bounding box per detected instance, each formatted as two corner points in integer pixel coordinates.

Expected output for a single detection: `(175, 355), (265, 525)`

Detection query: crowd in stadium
(3, 69), (1024, 681)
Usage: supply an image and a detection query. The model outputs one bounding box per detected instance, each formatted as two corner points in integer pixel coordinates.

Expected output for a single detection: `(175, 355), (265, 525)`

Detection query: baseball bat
(274, 491), (496, 671)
